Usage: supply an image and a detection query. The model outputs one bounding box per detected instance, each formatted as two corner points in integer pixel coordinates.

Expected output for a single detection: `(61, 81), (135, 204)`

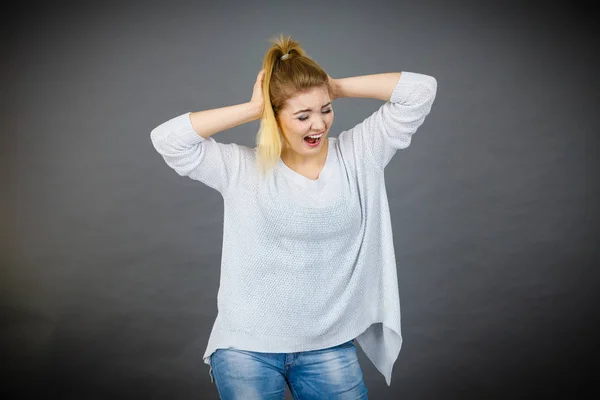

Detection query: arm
(334, 71), (437, 170)
(150, 102), (260, 194)
(189, 102), (262, 139)
(332, 72), (402, 102)
(151, 70), (265, 194)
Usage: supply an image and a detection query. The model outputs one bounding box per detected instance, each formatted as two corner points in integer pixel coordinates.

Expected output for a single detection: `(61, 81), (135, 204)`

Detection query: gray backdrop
(3, 0), (598, 398)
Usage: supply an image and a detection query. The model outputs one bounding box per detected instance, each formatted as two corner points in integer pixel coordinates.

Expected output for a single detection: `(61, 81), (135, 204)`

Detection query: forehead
(285, 87), (330, 112)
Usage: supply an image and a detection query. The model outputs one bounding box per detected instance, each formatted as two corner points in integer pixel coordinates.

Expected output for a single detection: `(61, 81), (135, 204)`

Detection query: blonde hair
(255, 34), (333, 177)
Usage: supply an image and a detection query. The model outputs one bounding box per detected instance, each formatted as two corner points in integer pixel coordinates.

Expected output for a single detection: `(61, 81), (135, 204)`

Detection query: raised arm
(188, 101), (262, 139)
(332, 72), (402, 102)
(335, 71), (437, 170)
(150, 71), (265, 195)
(150, 101), (261, 195)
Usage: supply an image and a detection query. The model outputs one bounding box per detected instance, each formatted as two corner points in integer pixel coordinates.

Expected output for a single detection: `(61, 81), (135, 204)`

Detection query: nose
(310, 116), (327, 131)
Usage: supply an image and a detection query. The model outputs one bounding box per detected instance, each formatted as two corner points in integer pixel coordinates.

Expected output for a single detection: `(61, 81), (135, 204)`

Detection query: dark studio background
(2, 0), (598, 398)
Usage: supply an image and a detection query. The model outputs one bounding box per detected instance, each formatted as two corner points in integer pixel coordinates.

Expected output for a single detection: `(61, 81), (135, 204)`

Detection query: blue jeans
(208, 339), (368, 399)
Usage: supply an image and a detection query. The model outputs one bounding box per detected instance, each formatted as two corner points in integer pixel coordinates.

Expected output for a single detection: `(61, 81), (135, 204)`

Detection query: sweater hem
(203, 318), (379, 365)
(202, 317), (402, 387)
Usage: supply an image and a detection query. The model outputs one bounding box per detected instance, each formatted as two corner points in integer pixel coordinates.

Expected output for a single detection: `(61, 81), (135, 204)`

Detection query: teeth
(306, 133), (323, 139)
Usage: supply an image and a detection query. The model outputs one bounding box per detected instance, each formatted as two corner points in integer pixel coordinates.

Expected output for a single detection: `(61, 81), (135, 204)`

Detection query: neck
(281, 138), (329, 168)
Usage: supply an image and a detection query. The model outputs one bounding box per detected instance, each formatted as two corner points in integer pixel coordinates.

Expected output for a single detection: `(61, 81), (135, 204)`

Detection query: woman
(150, 34), (437, 399)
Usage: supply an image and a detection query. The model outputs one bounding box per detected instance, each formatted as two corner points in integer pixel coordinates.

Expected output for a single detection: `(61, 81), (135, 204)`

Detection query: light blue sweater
(150, 71), (437, 386)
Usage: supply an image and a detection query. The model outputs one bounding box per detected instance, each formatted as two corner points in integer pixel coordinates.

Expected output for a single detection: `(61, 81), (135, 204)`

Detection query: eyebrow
(293, 102), (332, 115)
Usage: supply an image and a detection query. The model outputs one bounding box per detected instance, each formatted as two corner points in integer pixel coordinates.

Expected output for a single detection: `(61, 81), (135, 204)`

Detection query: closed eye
(298, 109), (332, 122)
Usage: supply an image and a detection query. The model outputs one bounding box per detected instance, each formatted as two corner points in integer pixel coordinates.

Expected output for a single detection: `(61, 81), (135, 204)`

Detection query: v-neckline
(278, 138), (332, 188)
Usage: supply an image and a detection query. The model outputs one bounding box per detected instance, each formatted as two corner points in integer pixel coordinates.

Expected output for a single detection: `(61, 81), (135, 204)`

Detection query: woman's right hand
(250, 69), (266, 118)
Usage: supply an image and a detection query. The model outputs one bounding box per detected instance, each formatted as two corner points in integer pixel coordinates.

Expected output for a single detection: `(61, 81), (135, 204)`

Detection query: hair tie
(280, 53), (290, 60)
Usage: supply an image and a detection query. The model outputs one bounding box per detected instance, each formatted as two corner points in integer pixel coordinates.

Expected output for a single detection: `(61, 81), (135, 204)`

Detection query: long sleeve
(344, 71), (437, 170)
(150, 112), (243, 195)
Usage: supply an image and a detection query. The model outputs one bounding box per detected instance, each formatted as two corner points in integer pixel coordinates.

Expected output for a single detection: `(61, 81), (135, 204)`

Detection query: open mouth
(303, 132), (324, 147)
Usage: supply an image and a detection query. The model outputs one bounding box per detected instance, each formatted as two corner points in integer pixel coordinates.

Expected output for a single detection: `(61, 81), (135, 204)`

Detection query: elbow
(422, 75), (437, 94)
(150, 125), (162, 144)
(150, 126), (167, 153)
(419, 75), (437, 104)
(426, 76), (437, 98)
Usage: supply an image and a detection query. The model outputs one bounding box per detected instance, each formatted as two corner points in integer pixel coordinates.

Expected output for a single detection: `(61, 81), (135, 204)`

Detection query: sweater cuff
(389, 71), (431, 104)
(162, 112), (206, 145)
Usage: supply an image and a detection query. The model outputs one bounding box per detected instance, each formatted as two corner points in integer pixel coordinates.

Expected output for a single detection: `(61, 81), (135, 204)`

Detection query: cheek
(325, 114), (334, 128)
(292, 124), (304, 135)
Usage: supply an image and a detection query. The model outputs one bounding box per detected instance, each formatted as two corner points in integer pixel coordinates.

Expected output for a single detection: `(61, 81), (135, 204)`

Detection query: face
(277, 86), (334, 156)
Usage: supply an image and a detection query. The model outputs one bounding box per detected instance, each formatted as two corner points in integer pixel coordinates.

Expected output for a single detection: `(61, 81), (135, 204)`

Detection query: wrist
(249, 101), (263, 121)
(332, 78), (345, 100)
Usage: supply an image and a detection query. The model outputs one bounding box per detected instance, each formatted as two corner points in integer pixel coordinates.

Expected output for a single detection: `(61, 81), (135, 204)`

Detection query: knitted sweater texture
(150, 71), (437, 386)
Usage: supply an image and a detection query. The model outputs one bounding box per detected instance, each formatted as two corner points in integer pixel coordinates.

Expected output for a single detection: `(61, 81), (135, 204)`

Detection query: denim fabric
(208, 339), (368, 399)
